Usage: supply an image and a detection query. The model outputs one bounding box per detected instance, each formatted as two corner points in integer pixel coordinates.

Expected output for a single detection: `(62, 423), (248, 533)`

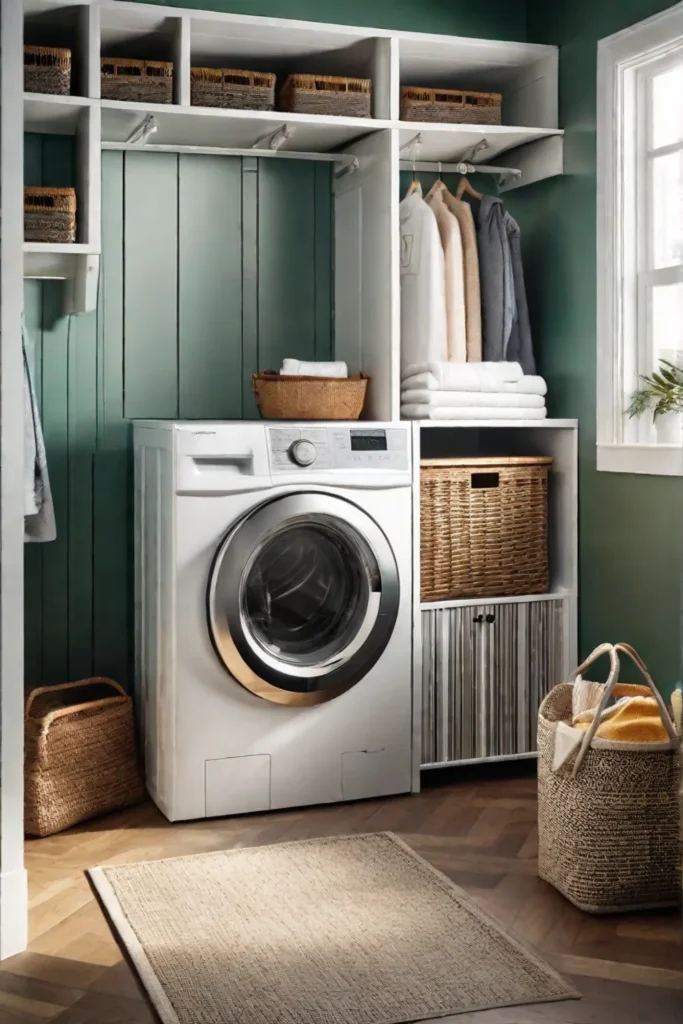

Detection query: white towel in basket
(280, 359), (348, 378)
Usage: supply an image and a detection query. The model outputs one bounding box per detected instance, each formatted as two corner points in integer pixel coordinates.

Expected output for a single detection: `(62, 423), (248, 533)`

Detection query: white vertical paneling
(335, 129), (399, 421)
(0, 0), (27, 962)
(80, 0), (101, 99)
(77, 104), (101, 249)
(371, 36), (399, 120)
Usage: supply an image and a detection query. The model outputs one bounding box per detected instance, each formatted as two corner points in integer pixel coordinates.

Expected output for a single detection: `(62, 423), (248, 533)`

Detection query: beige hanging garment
(425, 183), (467, 362)
(438, 181), (482, 361)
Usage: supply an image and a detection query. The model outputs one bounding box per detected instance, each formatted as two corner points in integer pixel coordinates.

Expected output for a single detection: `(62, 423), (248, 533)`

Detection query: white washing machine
(133, 420), (414, 822)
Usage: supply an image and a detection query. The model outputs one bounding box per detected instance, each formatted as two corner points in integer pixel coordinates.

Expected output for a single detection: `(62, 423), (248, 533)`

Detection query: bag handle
(25, 678), (128, 734)
(571, 643), (677, 776)
(568, 642), (617, 683)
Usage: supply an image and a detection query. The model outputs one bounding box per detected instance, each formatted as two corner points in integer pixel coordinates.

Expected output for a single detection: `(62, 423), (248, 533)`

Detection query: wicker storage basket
(420, 456), (550, 602)
(101, 57), (173, 103)
(538, 643), (682, 913)
(24, 186), (76, 243)
(25, 678), (145, 838)
(24, 45), (71, 95)
(280, 74), (371, 118)
(191, 67), (275, 110)
(401, 86), (502, 125)
(252, 372), (368, 420)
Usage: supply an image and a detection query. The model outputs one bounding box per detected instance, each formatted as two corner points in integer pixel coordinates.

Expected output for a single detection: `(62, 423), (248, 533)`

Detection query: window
(597, 3), (683, 475)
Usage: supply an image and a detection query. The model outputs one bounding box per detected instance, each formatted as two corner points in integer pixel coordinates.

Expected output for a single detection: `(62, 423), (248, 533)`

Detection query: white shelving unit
(21, 0), (563, 342)
(411, 420), (578, 781)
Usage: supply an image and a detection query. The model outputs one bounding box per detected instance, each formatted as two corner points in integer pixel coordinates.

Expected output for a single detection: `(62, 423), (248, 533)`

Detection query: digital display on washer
(350, 429), (387, 451)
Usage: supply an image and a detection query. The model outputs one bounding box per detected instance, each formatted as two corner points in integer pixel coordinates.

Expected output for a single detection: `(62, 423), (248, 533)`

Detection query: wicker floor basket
(280, 74), (371, 117)
(101, 57), (173, 103)
(253, 372), (369, 420)
(420, 456), (551, 602)
(25, 678), (146, 838)
(24, 45), (71, 95)
(24, 186), (76, 243)
(191, 67), (275, 110)
(401, 86), (502, 125)
(538, 643), (682, 913)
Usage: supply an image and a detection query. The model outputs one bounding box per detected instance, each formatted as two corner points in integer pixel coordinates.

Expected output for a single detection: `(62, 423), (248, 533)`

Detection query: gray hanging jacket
(477, 195), (536, 374)
(23, 317), (56, 543)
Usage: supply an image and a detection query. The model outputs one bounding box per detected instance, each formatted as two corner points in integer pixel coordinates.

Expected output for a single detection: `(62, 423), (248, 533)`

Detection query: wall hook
(125, 115), (158, 146)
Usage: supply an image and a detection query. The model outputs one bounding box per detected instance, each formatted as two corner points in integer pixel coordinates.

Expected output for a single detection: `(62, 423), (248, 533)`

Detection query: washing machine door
(207, 492), (400, 705)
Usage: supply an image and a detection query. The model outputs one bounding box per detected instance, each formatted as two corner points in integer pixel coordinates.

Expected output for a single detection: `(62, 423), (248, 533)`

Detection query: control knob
(290, 439), (317, 466)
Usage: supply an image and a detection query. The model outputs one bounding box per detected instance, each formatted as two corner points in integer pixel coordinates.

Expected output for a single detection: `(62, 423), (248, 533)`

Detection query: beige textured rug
(88, 831), (578, 1024)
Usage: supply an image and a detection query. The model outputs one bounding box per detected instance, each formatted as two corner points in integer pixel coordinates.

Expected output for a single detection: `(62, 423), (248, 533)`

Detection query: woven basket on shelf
(101, 57), (173, 103)
(420, 456), (551, 602)
(401, 86), (502, 125)
(24, 186), (76, 243)
(191, 67), (275, 110)
(25, 678), (145, 838)
(538, 643), (681, 913)
(280, 74), (371, 117)
(24, 45), (71, 95)
(253, 372), (369, 420)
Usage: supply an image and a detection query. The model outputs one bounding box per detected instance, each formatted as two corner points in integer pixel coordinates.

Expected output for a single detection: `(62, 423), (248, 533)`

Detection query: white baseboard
(0, 867), (28, 959)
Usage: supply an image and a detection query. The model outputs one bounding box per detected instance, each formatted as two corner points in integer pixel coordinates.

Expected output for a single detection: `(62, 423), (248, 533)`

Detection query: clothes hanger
(407, 151), (421, 194)
(455, 173), (483, 201)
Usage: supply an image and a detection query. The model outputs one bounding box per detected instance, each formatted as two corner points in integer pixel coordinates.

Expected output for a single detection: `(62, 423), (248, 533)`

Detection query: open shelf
(398, 122), (563, 164)
(24, 93), (92, 134)
(100, 100), (389, 151)
(24, 242), (98, 279)
(421, 590), (574, 611)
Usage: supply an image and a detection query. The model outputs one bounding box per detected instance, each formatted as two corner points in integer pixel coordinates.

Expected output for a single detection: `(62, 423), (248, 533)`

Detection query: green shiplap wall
(24, 138), (332, 691)
(135, 0), (527, 40)
(521, 0), (682, 697)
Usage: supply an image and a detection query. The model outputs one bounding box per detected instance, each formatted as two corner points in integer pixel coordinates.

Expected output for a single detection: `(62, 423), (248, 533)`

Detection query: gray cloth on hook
(23, 318), (56, 543)
(477, 195), (536, 374)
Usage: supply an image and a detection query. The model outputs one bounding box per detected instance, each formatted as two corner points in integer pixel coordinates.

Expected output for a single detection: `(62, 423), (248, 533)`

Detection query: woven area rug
(88, 831), (579, 1024)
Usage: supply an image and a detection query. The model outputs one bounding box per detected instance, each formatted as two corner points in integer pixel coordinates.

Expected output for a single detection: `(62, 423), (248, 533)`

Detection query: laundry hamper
(538, 643), (682, 913)
(25, 679), (145, 837)
(420, 456), (551, 601)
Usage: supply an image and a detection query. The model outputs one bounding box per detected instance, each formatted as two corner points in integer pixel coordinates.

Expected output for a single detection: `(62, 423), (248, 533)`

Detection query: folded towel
(401, 404), (548, 420)
(23, 317), (56, 543)
(281, 359), (348, 378)
(400, 390), (545, 409)
(573, 695), (671, 743)
(401, 360), (523, 388)
(401, 372), (547, 397)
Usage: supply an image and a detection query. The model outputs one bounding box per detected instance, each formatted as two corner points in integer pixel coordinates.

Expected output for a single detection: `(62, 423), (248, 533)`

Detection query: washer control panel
(268, 426), (409, 473)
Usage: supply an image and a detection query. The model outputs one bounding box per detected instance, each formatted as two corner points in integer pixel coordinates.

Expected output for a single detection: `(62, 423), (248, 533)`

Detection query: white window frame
(597, 2), (683, 476)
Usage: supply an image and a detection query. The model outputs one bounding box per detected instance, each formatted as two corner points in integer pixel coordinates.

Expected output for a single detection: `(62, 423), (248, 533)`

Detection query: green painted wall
(136, 0), (527, 40)
(521, 0), (682, 695)
(24, 139), (332, 690)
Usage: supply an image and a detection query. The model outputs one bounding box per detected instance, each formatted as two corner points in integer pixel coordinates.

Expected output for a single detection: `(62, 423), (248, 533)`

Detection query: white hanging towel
(425, 183), (467, 362)
(399, 185), (447, 374)
(280, 359), (348, 378)
(23, 317), (56, 543)
(401, 360), (523, 389)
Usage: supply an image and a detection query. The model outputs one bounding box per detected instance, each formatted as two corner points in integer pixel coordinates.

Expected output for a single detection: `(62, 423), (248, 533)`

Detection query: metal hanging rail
(399, 132), (522, 185)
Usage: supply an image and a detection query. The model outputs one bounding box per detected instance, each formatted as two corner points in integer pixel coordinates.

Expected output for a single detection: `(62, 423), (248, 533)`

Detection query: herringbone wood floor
(2, 772), (682, 1022)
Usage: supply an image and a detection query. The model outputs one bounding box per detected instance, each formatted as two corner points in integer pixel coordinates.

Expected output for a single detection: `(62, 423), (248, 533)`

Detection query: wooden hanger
(455, 174), (483, 201)
(408, 176), (421, 195)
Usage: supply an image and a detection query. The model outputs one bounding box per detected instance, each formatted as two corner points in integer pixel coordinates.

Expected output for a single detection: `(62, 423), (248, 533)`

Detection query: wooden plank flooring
(2, 774), (682, 1022)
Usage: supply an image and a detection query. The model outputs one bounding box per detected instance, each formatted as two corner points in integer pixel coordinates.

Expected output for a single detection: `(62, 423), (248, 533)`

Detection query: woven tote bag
(25, 678), (145, 837)
(538, 642), (681, 913)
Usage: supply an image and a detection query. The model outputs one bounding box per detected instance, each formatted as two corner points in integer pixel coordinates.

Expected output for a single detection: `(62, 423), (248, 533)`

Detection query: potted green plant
(627, 359), (683, 443)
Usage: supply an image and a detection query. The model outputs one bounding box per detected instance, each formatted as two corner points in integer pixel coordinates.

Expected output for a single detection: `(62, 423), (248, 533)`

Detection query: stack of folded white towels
(401, 360), (547, 420)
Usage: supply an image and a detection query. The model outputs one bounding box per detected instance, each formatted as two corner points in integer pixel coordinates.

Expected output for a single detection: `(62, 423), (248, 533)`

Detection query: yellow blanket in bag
(573, 683), (670, 743)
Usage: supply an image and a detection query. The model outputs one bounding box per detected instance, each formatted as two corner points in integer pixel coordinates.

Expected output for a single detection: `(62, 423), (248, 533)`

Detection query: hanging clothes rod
(398, 159), (521, 180)
(102, 141), (360, 175)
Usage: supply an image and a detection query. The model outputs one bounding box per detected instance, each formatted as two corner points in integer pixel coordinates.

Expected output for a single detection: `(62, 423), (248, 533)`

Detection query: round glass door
(207, 493), (400, 705)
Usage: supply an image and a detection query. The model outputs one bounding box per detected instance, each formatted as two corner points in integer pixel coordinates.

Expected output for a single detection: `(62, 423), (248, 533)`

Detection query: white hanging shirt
(425, 184), (467, 362)
(399, 186), (447, 375)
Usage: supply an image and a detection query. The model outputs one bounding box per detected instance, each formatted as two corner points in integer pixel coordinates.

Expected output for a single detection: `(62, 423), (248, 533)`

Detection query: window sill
(597, 443), (683, 476)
